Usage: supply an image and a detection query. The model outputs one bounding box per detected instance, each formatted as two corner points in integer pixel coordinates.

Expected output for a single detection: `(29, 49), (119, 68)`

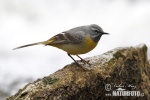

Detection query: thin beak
(102, 32), (109, 35)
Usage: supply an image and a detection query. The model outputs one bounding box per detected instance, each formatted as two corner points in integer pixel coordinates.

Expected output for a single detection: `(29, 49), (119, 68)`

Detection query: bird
(13, 24), (109, 67)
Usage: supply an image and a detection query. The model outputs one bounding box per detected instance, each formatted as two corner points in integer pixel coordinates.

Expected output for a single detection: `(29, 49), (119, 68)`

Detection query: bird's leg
(76, 55), (91, 65)
(67, 53), (82, 67)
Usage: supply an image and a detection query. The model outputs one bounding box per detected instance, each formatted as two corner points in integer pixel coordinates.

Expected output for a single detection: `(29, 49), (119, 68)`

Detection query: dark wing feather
(48, 31), (85, 45)
(47, 33), (71, 44)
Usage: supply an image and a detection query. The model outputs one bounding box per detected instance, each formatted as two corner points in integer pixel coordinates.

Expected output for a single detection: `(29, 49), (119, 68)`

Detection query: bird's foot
(80, 59), (91, 65)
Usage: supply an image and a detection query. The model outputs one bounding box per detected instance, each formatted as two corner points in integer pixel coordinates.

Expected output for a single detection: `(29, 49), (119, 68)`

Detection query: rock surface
(7, 44), (150, 100)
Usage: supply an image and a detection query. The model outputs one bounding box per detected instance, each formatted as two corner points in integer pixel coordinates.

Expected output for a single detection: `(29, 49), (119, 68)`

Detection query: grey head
(63, 24), (109, 43)
(88, 24), (109, 42)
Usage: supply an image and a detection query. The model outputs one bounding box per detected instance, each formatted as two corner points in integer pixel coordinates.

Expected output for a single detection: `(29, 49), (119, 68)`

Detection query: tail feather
(13, 37), (56, 50)
(13, 41), (46, 50)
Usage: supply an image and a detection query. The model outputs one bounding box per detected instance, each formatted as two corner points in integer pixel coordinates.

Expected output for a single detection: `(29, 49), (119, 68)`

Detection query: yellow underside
(52, 37), (98, 55)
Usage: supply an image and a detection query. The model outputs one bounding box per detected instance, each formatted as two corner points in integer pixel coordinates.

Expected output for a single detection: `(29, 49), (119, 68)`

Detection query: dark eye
(93, 30), (100, 34)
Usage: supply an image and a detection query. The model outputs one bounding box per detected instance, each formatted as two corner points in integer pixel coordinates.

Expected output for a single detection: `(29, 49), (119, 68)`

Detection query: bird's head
(89, 24), (109, 42)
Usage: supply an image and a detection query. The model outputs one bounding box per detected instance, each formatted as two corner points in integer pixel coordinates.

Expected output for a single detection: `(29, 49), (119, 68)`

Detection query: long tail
(13, 36), (56, 50)
(13, 41), (47, 50)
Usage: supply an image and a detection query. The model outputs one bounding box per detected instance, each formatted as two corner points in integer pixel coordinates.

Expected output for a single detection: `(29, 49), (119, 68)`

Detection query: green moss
(43, 77), (59, 85)
(113, 50), (126, 60)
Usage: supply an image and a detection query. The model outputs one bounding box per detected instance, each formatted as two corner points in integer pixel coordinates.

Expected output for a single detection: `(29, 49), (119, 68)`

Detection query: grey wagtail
(13, 24), (109, 66)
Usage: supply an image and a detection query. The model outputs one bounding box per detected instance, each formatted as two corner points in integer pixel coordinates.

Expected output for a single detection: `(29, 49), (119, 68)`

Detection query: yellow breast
(83, 36), (98, 53)
(53, 37), (98, 55)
